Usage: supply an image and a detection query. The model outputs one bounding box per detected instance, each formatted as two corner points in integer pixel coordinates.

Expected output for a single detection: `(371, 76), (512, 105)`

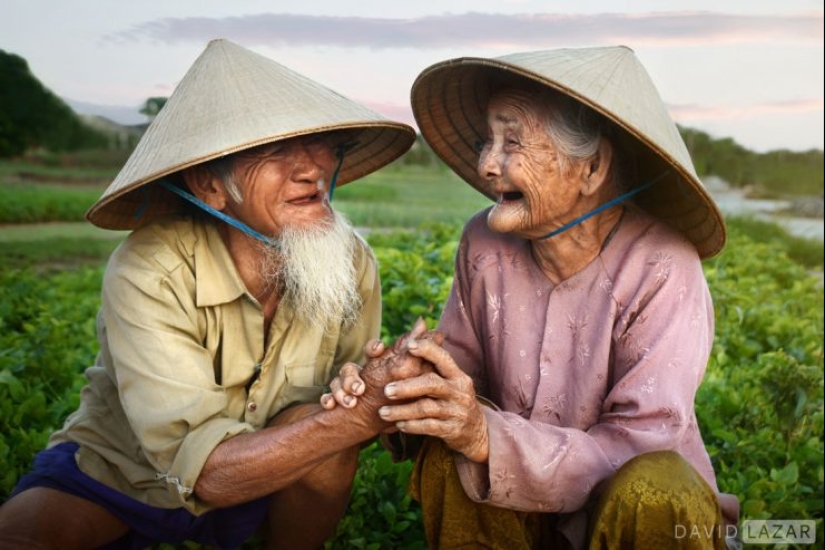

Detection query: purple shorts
(10, 442), (269, 550)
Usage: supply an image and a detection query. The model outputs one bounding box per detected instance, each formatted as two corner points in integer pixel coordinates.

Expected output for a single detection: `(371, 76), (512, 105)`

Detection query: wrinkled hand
(378, 336), (489, 463)
(320, 339), (385, 410)
(320, 317), (440, 411)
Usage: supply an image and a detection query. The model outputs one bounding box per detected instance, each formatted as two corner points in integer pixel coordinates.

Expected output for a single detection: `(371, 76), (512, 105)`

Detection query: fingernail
(344, 395), (353, 406)
(352, 381), (362, 393)
(407, 340), (419, 350)
(384, 383), (396, 397)
(379, 407), (390, 418)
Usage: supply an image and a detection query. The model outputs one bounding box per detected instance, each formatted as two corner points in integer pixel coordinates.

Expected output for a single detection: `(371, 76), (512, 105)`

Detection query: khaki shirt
(49, 216), (381, 514)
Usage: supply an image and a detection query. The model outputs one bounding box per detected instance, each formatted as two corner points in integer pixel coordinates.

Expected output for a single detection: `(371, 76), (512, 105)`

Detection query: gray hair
(534, 89), (633, 193)
(202, 154), (244, 203)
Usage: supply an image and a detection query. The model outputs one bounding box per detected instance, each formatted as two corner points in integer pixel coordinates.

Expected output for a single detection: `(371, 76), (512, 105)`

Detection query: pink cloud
(670, 98), (824, 121)
(104, 11), (823, 49)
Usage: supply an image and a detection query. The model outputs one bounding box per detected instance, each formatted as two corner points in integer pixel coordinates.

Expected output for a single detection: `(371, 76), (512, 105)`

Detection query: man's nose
(290, 145), (327, 183)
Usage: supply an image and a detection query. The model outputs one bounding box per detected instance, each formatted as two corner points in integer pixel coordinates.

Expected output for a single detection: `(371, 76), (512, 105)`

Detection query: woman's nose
(478, 147), (502, 179)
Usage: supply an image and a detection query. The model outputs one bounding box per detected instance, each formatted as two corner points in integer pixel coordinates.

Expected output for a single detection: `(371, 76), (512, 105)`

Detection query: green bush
(699, 232), (824, 547)
(0, 267), (101, 494)
(324, 443), (425, 550)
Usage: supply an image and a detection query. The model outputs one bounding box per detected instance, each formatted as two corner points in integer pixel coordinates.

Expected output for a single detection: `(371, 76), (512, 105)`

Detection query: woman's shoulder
(611, 208), (701, 263)
(602, 208), (707, 292)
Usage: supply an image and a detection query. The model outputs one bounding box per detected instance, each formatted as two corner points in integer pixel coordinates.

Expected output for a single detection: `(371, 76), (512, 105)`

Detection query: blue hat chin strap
(160, 180), (273, 244)
(158, 146), (348, 246)
(328, 145), (346, 201)
(538, 171), (669, 240)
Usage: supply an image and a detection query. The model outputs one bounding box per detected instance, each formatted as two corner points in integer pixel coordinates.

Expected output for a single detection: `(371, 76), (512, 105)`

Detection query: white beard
(258, 212), (361, 330)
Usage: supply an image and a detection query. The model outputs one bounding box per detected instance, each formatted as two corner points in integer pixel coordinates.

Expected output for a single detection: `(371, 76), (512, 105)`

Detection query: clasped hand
(321, 318), (489, 463)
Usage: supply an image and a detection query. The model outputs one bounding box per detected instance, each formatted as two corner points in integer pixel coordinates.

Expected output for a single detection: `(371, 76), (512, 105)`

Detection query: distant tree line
(0, 49), (108, 158)
(681, 127), (823, 197)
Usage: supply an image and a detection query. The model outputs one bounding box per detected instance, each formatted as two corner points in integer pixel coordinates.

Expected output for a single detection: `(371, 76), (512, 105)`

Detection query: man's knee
(0, 487), (128, 549)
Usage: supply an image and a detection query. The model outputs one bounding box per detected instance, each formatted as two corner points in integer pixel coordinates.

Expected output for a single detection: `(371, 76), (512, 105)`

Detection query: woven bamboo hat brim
(87, 39), (415, 230)
(411, 46), (725, 259)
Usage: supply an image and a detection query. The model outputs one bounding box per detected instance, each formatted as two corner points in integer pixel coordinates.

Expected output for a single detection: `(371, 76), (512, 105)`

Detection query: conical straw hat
(87, 39), (415, 230)
(411, 46), (725, 258)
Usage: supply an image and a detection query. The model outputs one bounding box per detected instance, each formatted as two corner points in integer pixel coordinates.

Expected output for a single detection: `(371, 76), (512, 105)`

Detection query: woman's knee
(613, 451), (705, 491)
(589, 451), (725, 549)
(598, 450), (718, 510)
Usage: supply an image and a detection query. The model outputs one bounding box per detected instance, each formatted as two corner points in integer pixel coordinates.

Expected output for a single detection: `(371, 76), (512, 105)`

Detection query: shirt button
(247, 402), (257, 412)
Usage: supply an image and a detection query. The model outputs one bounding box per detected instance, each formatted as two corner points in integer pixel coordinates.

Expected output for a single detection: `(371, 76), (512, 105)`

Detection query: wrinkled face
(479, 90), (584, 238)
(225, 134), (338, 237)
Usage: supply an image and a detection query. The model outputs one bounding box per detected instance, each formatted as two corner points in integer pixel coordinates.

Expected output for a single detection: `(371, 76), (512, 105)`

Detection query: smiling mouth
(288, 191), (324, 205)
(499, 191), (524, 203)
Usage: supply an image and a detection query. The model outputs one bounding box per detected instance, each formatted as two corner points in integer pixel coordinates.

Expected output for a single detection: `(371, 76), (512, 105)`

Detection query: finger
(365, 339), (386, 359)
(406, 338), (464, 379)
(390, 318), (429, 354)
(320, 393), (336, 410)
(336, 362), (365, 396)
(329, 376), (357, 408)
(384, 372), (451, 401)
(342, 371), (365, 396)
(394, 418), (447, 437)
(409, 317), (428, 339)
(378, 398), (444, 423)
(387, 354), (433, 381)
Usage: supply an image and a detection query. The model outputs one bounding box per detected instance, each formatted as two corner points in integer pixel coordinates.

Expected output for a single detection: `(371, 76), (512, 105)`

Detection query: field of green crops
(1, 162), (822, 549)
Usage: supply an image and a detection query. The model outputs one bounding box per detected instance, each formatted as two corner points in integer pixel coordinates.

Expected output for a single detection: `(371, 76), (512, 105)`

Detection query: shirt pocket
(284, 351), (335, 390)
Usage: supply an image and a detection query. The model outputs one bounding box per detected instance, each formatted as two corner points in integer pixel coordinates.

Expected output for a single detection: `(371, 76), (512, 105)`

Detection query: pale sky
(2, 1), (823, 153)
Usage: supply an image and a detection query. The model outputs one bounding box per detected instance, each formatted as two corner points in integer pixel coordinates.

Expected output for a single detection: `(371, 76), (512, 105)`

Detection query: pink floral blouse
(439, 207), (737, 543)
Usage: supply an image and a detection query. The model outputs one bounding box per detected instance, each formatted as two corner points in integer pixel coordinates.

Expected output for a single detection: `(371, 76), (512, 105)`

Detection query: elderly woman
(325, 46), (739, 549)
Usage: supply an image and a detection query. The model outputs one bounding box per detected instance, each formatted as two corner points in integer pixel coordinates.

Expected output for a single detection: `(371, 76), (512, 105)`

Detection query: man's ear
(579, 138), (613, 197)
(182, 166), (228, 210)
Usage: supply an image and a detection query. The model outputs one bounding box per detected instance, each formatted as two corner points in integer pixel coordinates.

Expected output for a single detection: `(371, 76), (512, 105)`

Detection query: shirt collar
(194, 222), (248, 307)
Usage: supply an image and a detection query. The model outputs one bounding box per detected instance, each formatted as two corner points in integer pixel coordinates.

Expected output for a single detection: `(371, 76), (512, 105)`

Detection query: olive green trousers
(409, 438), (726, 550)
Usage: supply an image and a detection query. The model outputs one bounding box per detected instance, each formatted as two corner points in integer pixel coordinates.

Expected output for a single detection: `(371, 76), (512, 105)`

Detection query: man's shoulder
(110, 216), (200, 274)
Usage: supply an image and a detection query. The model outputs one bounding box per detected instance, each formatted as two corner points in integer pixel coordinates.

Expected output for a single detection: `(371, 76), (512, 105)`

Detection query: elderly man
(0, 39), (415, 549)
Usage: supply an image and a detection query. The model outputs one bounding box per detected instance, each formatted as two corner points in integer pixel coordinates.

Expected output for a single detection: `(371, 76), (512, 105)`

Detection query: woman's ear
(182, 166), (228, 210)
(579, 138), (613, 197)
